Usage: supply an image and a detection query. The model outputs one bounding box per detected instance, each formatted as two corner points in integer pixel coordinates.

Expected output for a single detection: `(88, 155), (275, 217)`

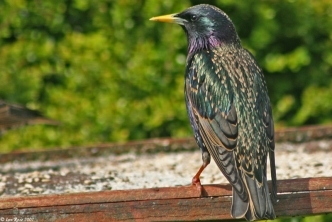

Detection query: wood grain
(0, 177), (331, 221)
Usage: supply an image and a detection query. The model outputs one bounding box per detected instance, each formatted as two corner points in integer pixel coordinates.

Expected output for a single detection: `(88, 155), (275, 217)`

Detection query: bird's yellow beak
(149, 14), (177, 23)
(150, 14), (185, 25)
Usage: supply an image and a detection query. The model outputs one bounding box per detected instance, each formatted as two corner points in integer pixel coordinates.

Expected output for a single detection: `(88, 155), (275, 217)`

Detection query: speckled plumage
(150, 4), (277, 221)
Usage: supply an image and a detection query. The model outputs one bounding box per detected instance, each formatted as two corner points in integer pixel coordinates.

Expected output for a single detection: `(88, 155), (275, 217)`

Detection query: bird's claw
(192, 177), (203, 197)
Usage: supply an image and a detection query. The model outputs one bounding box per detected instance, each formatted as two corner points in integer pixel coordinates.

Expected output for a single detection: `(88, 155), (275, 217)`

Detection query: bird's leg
(192, 162), (208, 194)
(192, 151), (210, 196)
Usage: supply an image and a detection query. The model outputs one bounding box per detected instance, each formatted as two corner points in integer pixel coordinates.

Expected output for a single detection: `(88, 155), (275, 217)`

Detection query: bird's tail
(231, 174), (275, 221)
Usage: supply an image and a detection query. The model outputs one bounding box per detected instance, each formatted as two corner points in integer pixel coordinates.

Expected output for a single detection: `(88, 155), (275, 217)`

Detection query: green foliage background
(0, 0), (332, 151)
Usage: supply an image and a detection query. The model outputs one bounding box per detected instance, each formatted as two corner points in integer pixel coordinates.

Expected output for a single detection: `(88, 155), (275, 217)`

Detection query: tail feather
(245, 174), (266, 219)
(231, 174), (275, 221)
(231, 188), (249, 219)
(269, 149), (278, 203)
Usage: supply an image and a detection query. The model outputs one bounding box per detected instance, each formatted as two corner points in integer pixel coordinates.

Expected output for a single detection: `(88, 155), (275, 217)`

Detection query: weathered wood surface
(0, 177), (331, 221)
(1, 124), (332, 164)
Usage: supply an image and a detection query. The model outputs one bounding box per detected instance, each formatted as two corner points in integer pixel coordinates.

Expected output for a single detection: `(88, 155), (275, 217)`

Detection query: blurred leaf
(0, 0), (332, 151)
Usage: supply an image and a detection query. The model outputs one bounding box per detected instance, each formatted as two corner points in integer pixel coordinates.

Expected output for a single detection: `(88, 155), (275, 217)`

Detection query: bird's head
(150, 4), (241, 54)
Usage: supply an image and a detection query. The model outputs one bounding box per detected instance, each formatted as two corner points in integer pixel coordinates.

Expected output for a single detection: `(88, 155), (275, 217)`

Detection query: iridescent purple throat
(188, 34), (222, 54)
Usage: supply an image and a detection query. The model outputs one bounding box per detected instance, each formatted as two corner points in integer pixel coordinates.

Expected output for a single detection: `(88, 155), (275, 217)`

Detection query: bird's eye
(190, 15), (198, 21)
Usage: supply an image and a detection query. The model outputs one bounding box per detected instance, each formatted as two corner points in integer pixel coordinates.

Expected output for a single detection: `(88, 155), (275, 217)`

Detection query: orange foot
(192, 176), (203, 197)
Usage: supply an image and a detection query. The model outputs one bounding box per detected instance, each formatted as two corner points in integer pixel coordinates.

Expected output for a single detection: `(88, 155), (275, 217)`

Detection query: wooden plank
(1, 125), (332, 164)
(0, 177), (331, 221)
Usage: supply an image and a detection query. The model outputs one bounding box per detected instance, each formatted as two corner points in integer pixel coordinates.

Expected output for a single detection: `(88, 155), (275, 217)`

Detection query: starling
(150, 4), (277, 221)
(0, 100), (59, 135)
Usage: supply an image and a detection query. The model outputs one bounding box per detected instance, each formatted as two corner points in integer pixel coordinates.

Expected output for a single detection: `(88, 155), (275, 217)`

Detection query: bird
(0, 100), (59, 135)
(150, 4), (277, 221)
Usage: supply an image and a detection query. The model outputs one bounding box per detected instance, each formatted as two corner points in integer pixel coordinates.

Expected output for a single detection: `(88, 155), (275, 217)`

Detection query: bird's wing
(260, 86), (277, 202)
(185, 55), (248, 202)
(246, 49), (277, 202)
